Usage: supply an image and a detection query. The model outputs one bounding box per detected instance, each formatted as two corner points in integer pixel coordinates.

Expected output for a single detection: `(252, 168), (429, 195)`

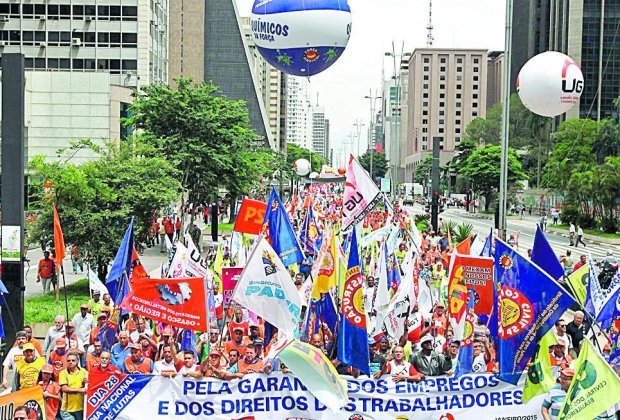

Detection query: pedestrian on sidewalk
(575, 225), (586, 248)
(568, 222), (575, 246)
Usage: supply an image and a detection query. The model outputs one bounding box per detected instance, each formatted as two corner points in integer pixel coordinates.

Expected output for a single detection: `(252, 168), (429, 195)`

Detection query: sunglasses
(14, 417), (27, 420)
(67, 359), (78, 363)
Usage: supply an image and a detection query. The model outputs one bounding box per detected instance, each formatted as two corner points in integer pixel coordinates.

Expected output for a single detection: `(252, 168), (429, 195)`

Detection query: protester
(15, 343), (46, 390)
(43, 316), (66, 357)
(2, 331), (30, 389)
(409, 335), (451, 376)
(59, 351), (88, 420)
(383, 346), (424, 383)
(38, 364), (62, 420)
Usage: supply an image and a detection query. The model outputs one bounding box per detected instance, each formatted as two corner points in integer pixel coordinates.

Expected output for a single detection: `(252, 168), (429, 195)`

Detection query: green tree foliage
(29, 140), (180, 279)
(285, 143), (328, 175)
(458, 145), (528, 211)
(122, 77), (279, 206)
(358, 151), (389, 181)
(413, 155), (433, 183)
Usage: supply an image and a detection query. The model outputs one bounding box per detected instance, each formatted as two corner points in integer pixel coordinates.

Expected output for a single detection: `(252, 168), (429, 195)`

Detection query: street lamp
(365, 90), (382, 182)
(354, 120), (365, 157)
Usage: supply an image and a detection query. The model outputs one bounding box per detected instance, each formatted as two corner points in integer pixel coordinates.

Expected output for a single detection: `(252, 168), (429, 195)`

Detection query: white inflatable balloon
(309, 172), (319, 179)
(293, 158), (311, 176)
(517, 51), (584, 117)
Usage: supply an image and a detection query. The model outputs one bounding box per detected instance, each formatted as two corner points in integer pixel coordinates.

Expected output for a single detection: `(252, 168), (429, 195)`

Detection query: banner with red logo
(0, 386), (46, 419)
(120, 277), (207, 331)
(448, 255), (494, 316)
(234, 199), (267, 235)
(222, 267), (243, 306)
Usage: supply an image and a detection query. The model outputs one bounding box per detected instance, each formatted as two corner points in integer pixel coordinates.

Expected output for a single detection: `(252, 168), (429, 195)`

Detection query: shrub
(559, 205), (579, 225)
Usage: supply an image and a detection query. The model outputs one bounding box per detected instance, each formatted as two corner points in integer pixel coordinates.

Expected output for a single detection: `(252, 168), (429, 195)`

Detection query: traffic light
(432, 190), (440, 205)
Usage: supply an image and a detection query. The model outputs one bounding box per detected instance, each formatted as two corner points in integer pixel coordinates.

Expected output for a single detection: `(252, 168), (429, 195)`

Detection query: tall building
(404, 48), (488, 180)
(382, 55), (409, 183)
(241, 16), (286, 153)
(487, 51), (504, 109)
(312, 106), (328, 159)
(0, 0), (168, 88)
(324, 119), (331, 165)
(285, 76), (313, 151)
(511, 0), (620, 121)
(168, 0), (275, 149)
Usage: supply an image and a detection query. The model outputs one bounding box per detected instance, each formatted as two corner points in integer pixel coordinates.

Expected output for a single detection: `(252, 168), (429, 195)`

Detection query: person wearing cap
(37, 250), (56, 294)
(382, 346), (424, 383)
(111, 331), (132, 369)
(200, 350), (227, 379)
(90, 351), (121, 375)
(226, 327), (247, 357)
(12, 326), (44, 357)
(89, 313), (108, 348)
(299, 250), (314, 279)
(153, 344), (182, 376)
(549, 339), (573, 371)
(377, 336), (392, 358)
(87, 290), (104, 317)
(227, 308), (249, 338)
(541, 368), (575, 420)
(428, 325), (446, 354)
(72, 303), (95, 349)
(154, 327), (179, 361)
(64, 322), (85, 356)
(59, 350), (87, 419)
(431, 304), (449, 336)
(48, 337), (70, 381)
(408, 335), (452, 376)
(38, 363), (61, 420)
(15, 342), (46, 390)
(246, 323), (262, 346)
(368, 338), (386, 379)
(124, 343), (154, 374)
(3, 331), (40, 389)
(251, 338), (265, 359)
(43, 316), (66, 357)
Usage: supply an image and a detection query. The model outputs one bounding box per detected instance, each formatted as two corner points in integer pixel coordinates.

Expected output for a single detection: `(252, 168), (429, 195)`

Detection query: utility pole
(498, 0), (514, 240)
(354, 120), (365, 158)
(365, 90), (382, 181)
(431, 136), (440, 231)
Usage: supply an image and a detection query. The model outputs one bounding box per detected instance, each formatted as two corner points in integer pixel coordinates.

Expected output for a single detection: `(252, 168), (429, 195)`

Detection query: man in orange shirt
(225, 327), (247, 357)
(85, 339), (104, 371)
(124, 343), (153, 374)
(12, 326), (44, 356)
(48, 338), (69, 381)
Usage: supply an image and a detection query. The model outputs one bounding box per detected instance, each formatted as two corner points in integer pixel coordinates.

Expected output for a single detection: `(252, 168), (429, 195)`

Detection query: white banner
(87, 372), (546, 420)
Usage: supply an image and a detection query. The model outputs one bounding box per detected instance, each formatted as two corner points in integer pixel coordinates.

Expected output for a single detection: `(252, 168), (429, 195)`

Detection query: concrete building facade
(312, 106), (327, 159)
(285, 76), (313, 151)
(404, 48), (488, 181)
(486, 51), (504, 109)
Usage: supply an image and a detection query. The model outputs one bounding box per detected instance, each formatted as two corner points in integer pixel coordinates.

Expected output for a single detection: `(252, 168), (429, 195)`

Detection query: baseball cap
(41, 364), (54, 373)
(253, 338), (264, 346)
(434, 303), (445, 309)
(368, 338), (377, 346)
(130, 343), (141, 350)
(97, 313), (107, 319)
(22, 343), (35, 351)
(80, 303), (89, 309)
(162, 328), (172, 336)
(449, 339), (461, 346)
(561, 368), (575, 378)
(101, 307), (111, 313)
(420, 335), (433, 345)
(209, 350), (222, 357)
(233, 327), (244, 333)
(55, 337), (67, 348)
(93, 290), (101, 295)
(378, 336), (388, 342)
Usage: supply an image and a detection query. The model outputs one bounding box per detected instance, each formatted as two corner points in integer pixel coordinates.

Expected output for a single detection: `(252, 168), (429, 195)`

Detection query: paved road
(402, 203), (617, 262)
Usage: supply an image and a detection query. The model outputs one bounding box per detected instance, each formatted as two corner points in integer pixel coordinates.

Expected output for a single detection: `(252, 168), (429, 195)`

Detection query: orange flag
(52, 204), (66, 266)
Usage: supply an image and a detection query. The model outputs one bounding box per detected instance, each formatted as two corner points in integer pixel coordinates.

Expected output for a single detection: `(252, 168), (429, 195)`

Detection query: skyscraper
(511, 0), (620, 121)
(286, 76), (313, 151)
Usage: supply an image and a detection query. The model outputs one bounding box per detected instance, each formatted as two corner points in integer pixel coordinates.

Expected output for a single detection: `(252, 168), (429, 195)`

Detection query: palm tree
(592, 119), (620, 164)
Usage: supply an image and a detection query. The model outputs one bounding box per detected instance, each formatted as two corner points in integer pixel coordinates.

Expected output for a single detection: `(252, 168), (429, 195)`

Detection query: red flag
(130, 247), (148, 284)
(447, 254), (494, 315)
(121, 277), (207, 331)
(52, 204), (66, 266)
(234, 198), (267, 235)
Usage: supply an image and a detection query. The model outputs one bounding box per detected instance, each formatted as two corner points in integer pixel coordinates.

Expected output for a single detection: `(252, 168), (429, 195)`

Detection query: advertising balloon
(250, 0), (352, 77)
(517, 51), (584, 117)
(293, 158), (311, 176)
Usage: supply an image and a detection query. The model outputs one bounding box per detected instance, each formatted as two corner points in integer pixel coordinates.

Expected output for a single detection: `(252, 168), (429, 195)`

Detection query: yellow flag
(558, 339), (620, 420)
(565, 264), (589, 305)
(521, 329), (558, 403)
(311, 232), (338, 300)
(213, 243), (224, 277)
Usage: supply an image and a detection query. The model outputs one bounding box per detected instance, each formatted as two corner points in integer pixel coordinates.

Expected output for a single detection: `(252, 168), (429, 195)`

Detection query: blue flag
(608, 293), (620, 365)
(531, 224), (564, 281)
(0, 279), (8, 306)
(494, 240), (576, 384)
(106, 217), (134, 303)
(585, 258), (605, 317)
(387, 252), (402, 290)
(263, 187), (304, 266)
(596, 284), (620, 330)
(338, 227), (370, 375)
(480, 228), (493, 257)
(454, 288), (476, 378)
(316, 294), (339, 333)
(181, 329), (197, 359)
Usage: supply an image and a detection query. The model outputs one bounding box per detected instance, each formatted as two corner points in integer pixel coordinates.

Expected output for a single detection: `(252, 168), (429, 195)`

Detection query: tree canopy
(285, 143), (328, 175)
(358, 151), (389, 181)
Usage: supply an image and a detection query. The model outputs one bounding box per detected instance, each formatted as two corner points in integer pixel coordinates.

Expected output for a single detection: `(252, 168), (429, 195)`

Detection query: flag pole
(60, 265), (70, 342)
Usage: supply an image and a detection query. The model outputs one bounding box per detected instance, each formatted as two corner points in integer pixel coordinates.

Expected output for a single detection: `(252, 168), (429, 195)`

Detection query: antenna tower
(426, 0), (434, 47)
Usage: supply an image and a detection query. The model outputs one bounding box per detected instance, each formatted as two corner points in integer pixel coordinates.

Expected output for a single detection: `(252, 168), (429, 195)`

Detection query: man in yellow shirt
(15, 343), (45, 390)
(59, 351), (88, 420)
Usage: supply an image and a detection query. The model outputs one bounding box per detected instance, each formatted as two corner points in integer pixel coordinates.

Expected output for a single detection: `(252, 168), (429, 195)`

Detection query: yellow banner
(0, 386), (47, 419)
(566, 264), (588, 305)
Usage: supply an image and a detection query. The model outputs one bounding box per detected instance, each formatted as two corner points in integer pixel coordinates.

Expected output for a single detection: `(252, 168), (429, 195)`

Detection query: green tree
(458, 145), (528, 211)
(592, 119), (620, 164)
(122, 77), (278, 210)
(285, 143), (328, 175)
(29, 140), (180, 280)
(358, 151), (389, 181)
(413, 155), (433, 183)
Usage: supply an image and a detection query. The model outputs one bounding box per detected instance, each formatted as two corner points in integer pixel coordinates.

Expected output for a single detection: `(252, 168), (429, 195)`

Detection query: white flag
(298, 276), (313, 308)
(383, 255), (417, 340)
(168, 241), (189, 278)
(185, 234), (209, 279)
(342, 154), (382, 232)
(231, 236), (302, 336)
(369, 243), (390, 336)
(88, 265), (109, 296)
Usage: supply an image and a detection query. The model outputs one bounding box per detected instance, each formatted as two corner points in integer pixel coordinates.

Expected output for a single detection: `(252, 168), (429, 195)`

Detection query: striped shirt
(542, 385), (567, 420)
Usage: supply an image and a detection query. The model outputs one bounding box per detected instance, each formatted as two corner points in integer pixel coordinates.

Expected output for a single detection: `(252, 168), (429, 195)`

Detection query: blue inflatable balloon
(250, 0), (352, 77)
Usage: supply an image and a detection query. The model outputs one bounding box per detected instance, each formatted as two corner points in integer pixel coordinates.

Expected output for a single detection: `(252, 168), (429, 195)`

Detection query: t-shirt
(542, 385), (567, 420)
(369, 353), (385, 375)
(16, 356), (46, 389)
(472, 353), (487, 373)
(59, 367), (87, 413)
(39, 380), (61, 420)
(153, 359), (183, 376)
(386, 360), (418, 377)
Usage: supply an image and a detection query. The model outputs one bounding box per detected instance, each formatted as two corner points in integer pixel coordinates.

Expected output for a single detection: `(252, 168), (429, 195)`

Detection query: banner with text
(86, 372), (546, 420)
(0, 386), (47, 420)
(222, 267), (243, 306)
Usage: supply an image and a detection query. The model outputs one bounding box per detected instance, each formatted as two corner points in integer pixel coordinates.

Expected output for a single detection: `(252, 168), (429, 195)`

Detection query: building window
(473, 67), (479, 72)
(424, 57), (430, 63)
(423, 136), (428, 142)
(122, 6), (138, 21)
(456, 110), (461, 116)
(456, 93), (462, 99)
(456, 119), (461, 125)
(120, 102), (133, 140)
(473, 84), (479, 90)
(423, 110), (428, 115)
(457, 57), (463, 63)
(440, 57), (446, 63)
(422, 145), (427, 150)
(473, 93), (478, 99)
(439, 102), (445, 107)
(472, 111), (478, 117)
(110, 5), (122, 21)
(423, 119), (428, 125)
(456, 84), (462, 90)
(457, 66), (462, 72)
(423, 101), (429, 107)
(422, 127), (428, 133)
(440, 75), (446, 80)
(440, 84), (446, 89)
(439, 110), (445, 116)
(439, 93), (445, 99)
(456, 128), (461, 133)
(456, 102), (462, 108)
(423, 93), (429, 98)
(440, 66), (446, 72)
(473, 102), (478, 108)
(439, 128), (444, 133)
(439, 119), (444, 124)
(455, 136), (461, 142)
(424, 66), (429, 71)
(473, 75), (479, 81)
(423, 83), (429, 89)
(424, 75), (429, 80)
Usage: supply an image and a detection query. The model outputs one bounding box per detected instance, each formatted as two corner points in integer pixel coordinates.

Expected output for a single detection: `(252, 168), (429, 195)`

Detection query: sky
(235, 0), (507, 167)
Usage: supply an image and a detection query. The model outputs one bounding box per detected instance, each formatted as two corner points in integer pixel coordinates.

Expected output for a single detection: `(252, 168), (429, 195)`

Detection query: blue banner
(338, 228), (370, 375)
(494, 240), (576, 384)
(531, 225), (564, 281)
(263, 187), (304, 266)
(106, 218), (134, 303)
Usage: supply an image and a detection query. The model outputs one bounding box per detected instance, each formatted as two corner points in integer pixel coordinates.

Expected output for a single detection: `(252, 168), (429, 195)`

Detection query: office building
(487, 51), (504, 108)
(404, 48), (488, 180)
(168, 0), (274, 149)
(285, 76), (313, 151)
(0, 0), (168, 87)
(312, 106), (327, 159)
(511, 0), (620, 121)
